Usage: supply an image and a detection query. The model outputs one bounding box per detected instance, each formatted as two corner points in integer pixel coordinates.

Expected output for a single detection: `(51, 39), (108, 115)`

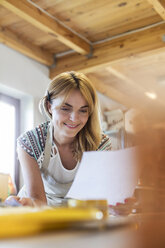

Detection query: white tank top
(18, 124), (79, 206)
(48, 142), (79, 184)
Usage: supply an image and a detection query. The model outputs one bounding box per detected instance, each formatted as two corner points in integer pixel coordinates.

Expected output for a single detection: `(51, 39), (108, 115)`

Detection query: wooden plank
(106, 67), (150, 95)
(88, 72), (165, 111)
(87, 73), (136, 108)
(33, 0), (161, 42)
(50, 22), (165, 78)
(0, 27), (54, 65)
(147, 0), (165, 20)
(0, 0), (91, 55)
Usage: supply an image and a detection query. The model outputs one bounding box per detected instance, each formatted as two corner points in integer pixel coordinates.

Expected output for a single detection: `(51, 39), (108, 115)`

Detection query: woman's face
(48, 89), (89, 140)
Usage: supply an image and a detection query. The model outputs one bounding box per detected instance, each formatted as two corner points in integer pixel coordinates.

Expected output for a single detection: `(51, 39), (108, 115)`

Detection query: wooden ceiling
(0, 0), (165, 117)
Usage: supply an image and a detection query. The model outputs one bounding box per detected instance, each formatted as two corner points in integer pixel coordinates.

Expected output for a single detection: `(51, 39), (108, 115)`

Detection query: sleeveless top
(17, 121), (111, 206)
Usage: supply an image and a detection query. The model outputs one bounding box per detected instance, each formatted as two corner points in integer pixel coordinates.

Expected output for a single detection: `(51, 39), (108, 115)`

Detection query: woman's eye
(61, 108), (70, 112)
(79, 109), (88, 114)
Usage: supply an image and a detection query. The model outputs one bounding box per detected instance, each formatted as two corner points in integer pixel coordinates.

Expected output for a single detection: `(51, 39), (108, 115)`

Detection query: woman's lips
(64, 123), (79, 129)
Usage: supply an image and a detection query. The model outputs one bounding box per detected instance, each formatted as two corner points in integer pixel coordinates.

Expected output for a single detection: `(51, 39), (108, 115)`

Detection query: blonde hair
(39, 71), (102, 161)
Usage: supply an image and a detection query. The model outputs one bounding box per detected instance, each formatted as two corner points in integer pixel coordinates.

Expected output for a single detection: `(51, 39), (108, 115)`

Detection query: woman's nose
(69, 111), (79, 121)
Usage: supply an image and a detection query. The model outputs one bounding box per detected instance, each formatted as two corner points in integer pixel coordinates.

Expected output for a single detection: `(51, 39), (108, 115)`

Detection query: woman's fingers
(124, 197), (136, 204)
(5, 196), (35, 207)
(5, 196), (22, 206)
(109, 205), (132, 216)
(109, 197), (136, 216)
(6, 195), (20, 201)
(19, 197), (35, 206)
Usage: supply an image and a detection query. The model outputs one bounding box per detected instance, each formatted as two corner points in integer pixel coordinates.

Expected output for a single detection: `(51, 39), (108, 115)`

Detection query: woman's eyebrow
(63, 103), (72, 107)
(64, 102), (88, 108)
(80, 105), (88, 109)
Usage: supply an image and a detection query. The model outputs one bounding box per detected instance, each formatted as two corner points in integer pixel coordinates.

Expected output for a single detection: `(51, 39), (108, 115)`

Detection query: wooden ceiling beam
(0, 27), (54, 65)
(87, 74), (137, 108)
(147, 0), (165, 20)
(0, 0), (91, 55)
(106, 67), (149, 95)
(87, 73), (165, 111)
(50, 23), (165, 79)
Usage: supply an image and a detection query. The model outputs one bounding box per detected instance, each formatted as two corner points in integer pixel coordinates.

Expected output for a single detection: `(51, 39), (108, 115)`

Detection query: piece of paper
(66, 147), (139, 205)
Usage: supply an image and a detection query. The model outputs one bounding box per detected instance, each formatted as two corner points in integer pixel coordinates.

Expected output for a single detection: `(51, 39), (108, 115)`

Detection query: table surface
(0, 216), (139, 248)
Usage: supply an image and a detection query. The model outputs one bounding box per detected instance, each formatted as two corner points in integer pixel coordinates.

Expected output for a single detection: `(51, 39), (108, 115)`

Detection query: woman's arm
(7, 145), (47, 207)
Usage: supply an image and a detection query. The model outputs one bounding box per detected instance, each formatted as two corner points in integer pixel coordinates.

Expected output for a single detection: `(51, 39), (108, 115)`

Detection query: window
(0, 93), (20, 191)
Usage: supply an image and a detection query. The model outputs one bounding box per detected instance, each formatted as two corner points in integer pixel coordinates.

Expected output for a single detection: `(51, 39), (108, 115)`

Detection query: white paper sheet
(66, 147), (139, 205)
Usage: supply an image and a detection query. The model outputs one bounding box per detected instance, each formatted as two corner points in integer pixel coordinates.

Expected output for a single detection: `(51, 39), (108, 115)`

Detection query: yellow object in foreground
(0, 206), (104, 239)
(68, 199), (109, 218)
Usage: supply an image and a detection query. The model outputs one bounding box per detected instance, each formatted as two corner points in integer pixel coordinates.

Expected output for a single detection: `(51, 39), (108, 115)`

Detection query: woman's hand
(109, 197), (136, 216)
(5, 196), (36, 207)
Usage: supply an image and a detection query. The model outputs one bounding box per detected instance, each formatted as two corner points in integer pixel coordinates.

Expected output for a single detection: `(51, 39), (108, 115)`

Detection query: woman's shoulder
(33, 121), (50, 140)
(18, 121), (50, 143)
(97, 133), (112, 151)
(17, 121), (50, 160)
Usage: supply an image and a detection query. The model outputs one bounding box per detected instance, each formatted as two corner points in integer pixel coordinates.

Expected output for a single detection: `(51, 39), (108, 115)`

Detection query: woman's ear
(47, 101), (52, 115)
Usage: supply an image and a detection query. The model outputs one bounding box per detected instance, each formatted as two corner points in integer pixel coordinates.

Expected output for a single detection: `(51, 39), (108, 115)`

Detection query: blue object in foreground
(4, 198), (22, 207)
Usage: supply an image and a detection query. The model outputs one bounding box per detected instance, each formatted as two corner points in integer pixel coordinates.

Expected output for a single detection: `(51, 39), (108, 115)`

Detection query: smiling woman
(47, 89), (89, 146)
(5, 71), (111, 207)
(39, 71), (108, 161)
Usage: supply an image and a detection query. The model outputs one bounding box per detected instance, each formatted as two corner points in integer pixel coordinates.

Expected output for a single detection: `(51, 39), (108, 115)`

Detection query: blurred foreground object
(8, 175), (17, 196)
(0, 206), (104, 239)
(0, 173), (9, 201)
(0, 174), (17, 202)
(68, 199), (109, 218)
(131, 108), (165, 248)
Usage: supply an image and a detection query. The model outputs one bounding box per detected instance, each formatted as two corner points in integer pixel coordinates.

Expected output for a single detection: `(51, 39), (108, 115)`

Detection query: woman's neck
(53, 130), (75, 147)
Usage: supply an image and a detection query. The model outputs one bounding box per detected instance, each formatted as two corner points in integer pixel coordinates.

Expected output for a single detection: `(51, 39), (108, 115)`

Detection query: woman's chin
(61, 129), (79, 138)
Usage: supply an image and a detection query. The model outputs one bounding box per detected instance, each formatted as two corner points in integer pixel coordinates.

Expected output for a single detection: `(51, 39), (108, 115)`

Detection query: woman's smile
(64, 123), (80, 129)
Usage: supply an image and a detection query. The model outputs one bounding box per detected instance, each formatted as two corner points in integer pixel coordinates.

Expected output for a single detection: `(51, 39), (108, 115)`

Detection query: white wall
(0, 44), (50, 189)
(0, 44), (50, 132)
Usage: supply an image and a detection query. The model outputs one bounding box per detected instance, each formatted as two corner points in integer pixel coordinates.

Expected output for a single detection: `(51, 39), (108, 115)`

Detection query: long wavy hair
(39, 71), (102, 161)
